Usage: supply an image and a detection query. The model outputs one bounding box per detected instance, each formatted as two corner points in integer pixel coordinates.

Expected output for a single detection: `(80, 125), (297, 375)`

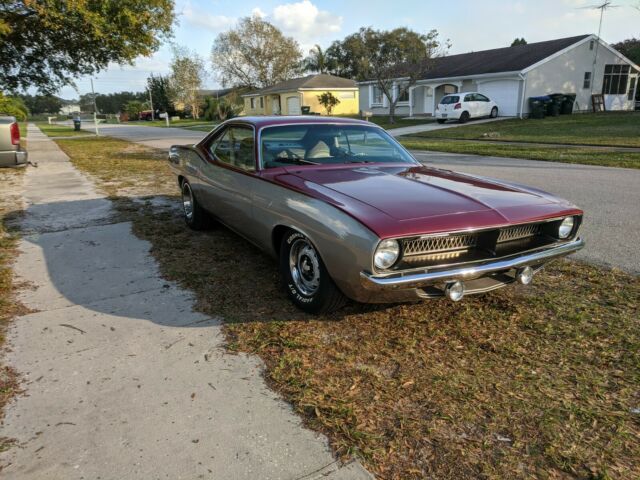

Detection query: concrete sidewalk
(0, 125), (372, 479)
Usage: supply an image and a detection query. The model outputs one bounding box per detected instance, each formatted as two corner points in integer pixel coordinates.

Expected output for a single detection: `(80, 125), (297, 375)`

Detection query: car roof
(225, 115), (374, 128)
(443, 92), (481, 97)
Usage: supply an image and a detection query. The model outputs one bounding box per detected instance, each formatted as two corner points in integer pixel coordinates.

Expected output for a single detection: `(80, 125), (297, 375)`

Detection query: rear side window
(210, 126), (255, 171)
(476, 94), (490, 102)
(440, 95), (460, 105)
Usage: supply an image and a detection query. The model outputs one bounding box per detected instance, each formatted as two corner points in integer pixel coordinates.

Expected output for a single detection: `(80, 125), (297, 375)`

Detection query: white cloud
(251, 7), (266, 18)
(182, 3), (236, 31)
(272, 0), (342, 41)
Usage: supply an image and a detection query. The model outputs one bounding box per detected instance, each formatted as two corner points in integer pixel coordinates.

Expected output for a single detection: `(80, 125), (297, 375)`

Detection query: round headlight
(558, 217), (575, 239)
(374, 239), (400, 270)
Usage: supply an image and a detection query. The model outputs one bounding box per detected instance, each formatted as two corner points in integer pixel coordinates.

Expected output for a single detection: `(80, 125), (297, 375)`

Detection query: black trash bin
(547, 94), (564, 117)
(301, 106), (311, 115)
(528, 96), (549, 119)
(561, 94), (576, 114)
(73, 118), (82, 131)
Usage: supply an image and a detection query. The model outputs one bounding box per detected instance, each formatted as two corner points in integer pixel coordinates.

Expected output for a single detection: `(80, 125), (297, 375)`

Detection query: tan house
(242, 74), (359, 116)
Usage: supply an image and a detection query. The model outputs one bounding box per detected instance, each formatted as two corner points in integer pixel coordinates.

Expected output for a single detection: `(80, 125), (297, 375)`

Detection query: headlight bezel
(374, 238), (401, 270)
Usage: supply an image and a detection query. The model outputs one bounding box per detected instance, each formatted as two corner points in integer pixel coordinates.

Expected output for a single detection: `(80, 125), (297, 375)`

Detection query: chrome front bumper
(360, 238), (584, 291)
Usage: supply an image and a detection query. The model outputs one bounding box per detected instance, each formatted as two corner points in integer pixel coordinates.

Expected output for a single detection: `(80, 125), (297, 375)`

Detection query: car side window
(211, 126), (255, 172)
(476, 94), (490, 102)
(464, 94), (474, 102)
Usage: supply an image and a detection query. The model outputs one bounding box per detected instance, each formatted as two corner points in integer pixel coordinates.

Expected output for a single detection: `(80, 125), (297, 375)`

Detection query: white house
(357, 34), (639, 118)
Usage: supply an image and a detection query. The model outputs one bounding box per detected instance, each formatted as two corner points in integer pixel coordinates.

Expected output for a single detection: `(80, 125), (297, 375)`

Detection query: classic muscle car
(168, 116), (584, 313)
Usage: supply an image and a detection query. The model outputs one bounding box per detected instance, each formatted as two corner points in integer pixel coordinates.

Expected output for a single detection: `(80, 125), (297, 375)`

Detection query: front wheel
(279, 231), (346, 314)
(490, 107), (498, 118)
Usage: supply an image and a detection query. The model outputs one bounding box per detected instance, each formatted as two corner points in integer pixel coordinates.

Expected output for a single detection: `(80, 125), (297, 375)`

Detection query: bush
(204, 97), (242, 121)
(0, 92), (28, 120)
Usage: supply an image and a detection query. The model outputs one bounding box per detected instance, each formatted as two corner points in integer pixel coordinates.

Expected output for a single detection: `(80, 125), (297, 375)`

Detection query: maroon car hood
(270, 164), (582, 238)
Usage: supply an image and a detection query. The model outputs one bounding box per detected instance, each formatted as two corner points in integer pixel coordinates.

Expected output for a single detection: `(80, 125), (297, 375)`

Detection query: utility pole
(90, 78), (100, 136)
(148, 85), (155, 121)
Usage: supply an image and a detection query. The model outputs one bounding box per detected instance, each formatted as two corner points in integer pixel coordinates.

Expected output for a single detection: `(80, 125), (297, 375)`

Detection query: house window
(629, 77), (637, 101)
(589, 40), (595, 50)
(371, 85), (384, 105)
(250, 98), (255, 109)
(260, 97), (264, 109)
(602, 64), (630, 95)
(583, 72), (591, 89)
(396, 84), (409, 103)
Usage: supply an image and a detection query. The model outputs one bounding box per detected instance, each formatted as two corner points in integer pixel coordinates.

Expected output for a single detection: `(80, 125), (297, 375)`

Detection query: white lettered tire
(279, 231), (346, 314)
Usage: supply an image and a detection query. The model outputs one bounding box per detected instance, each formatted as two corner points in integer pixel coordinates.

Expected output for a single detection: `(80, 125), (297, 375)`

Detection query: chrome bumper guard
(361, 238), (584, 291)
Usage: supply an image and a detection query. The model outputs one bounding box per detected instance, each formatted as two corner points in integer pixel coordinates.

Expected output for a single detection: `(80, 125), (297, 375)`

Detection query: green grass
(35, 122), (94, 138)
(54, 135), (640, 480)
(400, 137), (640, 169)
(412, 112), (640, 147)
(127, 118), (218, 130)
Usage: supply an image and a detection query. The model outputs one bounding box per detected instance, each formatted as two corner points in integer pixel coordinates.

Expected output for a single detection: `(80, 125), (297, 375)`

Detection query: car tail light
(454, 103), (462, 110)
(10, 122), (20, 145)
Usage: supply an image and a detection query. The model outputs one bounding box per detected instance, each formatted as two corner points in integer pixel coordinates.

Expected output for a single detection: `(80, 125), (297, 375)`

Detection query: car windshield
(440, 95), (460, 104)
(260, 124), (418, 169)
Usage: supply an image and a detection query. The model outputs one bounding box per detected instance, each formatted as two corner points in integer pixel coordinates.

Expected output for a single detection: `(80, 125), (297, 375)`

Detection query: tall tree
(169, 47), (206, 118)
(612, 38), (640, 66)
(0, 1), (174, 93)
(511, 38), (527, 47)
(211, 15), (302, 88)
(147, 74), (175, 116)
(0, 93), (28, 120)
(19, 94), (63, 115)
(327, 27), (447, 123)
(303, 45), (330, 74)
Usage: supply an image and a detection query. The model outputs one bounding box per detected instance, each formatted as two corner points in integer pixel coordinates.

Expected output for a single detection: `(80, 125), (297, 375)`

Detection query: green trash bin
(561, 94), (576, 114)
(528, 96), (548, 119)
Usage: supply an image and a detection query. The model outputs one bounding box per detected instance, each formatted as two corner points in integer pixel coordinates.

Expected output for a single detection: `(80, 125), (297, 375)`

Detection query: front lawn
(35, 122), (94, 138)
(127, 118), (219, 131)
(400, 137), (640, 169)
(54, 135), (640, 480)
(411, 112), (640, 147)
(340, 114), (436, 131)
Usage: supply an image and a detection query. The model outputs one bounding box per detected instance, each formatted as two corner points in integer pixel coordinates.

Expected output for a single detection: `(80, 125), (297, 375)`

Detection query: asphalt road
(86, 122), (639, 274)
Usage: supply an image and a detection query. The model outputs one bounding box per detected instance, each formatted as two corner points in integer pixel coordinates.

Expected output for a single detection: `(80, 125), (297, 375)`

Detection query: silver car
(0, 116), (28, 167)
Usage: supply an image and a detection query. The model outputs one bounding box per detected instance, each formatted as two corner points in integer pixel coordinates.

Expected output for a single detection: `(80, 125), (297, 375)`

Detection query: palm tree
(303, 45), (328, 74)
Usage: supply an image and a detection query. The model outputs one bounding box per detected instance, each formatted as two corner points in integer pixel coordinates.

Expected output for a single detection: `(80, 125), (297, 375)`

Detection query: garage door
(478, 80), (520, 116)
(286, 96), (301, 115)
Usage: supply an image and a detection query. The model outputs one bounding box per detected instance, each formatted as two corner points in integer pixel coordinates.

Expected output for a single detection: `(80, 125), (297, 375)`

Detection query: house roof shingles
(245, 74), (356, 96)
(363, 34), (592, 82)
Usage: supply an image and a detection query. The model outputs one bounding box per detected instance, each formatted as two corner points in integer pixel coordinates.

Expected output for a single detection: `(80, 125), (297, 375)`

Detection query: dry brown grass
(58, 136), (640, 480)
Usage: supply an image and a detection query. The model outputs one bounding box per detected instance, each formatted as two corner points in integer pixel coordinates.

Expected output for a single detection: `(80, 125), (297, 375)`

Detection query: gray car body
(0, 116), (28, 167)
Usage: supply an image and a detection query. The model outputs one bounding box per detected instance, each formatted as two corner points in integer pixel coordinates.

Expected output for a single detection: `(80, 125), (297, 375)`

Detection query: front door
(200, 125), (257, 233)
(272, 97), (280, 115)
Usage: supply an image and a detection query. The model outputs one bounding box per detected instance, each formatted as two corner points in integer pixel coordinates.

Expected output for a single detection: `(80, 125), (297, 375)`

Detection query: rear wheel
(181, 181), (213, 230)
(490, 107), (498, 118)
(459, 111), (470, 123)
(279, 230), (346, 314)
(437, 119), (446, 124)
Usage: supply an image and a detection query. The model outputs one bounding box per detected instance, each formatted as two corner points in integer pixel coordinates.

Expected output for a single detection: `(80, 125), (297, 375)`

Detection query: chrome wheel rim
(182, 184), (194, 220)
(289, 238), (320, 296)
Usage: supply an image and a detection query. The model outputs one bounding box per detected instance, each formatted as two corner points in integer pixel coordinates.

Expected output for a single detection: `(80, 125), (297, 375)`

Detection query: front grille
(497, 223), (541, 243)
(403, 234), (477, 255)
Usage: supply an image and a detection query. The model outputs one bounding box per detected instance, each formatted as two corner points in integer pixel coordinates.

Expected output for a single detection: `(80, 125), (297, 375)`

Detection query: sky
(57, 0), (640, 100)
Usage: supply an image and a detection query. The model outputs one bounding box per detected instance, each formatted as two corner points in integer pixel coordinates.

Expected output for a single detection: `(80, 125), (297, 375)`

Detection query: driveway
(386, 117), (505, 137)
(0, 125), (371, 479)
(81, 122), (638, 274)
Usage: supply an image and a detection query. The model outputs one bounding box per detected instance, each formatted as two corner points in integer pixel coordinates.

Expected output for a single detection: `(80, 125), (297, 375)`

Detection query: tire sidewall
(491, 107), (498, 118)
(460, 111), (469, 123)
(280, 231), (330, 312)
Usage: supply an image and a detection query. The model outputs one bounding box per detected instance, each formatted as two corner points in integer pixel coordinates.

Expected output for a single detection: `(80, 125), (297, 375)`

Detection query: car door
(463, 94), (478, 117)
(199, 124), (258, 235)
(475, 93), (492, 116)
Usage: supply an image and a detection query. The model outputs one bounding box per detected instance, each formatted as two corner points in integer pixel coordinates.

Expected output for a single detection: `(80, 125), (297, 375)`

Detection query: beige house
(242, 74), (359, 116)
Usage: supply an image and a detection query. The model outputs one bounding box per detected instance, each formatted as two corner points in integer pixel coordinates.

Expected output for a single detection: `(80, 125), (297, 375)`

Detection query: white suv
(436, 92), (499, 124)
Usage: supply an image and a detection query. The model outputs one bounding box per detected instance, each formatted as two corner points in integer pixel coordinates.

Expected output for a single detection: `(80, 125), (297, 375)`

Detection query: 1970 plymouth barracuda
(168, 116), (584, 313)
(0, 116), (28, 167)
